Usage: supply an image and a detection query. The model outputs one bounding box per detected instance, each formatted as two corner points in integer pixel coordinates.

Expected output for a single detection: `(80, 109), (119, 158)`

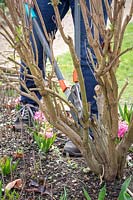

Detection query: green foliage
(59, 187), (68, 200)
(83, 185), (106, 200)
(30, 111), (56, 153)
(15, 103), (21, 111)
(98, 185), (107, 200)
(0, 0), (5, 3)
(15, 26), (23, 42)
(129, 145), (133, 153)
(83, 187), (91, 200)
(4, 89), (16, 97)
(33, 132), (56, 153)
(56, 52), (73, 83)
(118, 177), (132, 200)
(67, 159), (78, 169)
(119, 103), (133, 124)
(3, 190), (20, 200)
(0, 156), (19, 176)
(0, 0), (6, 11)
(0, 181), (20, 200)
(56, 24), (133, 102)
(116, 23), (133, 103)
(0, 180), (2, 199)
(83, 179), (132, 200)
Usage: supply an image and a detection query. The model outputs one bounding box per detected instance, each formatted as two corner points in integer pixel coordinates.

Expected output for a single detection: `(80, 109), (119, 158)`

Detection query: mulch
(0, 99), (133, 200)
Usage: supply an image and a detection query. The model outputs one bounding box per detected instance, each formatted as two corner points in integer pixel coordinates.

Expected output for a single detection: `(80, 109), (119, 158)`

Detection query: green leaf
(128, 104), (133, 124)
(52, 134), (56, 143)
(119, 104), (124, 120)
(118, 176), (132, 200)
(12, 160), (19, 172)
(119, 103), (133, 124)
(15, 26), (23, 42)
(124, 103), (128, 121)
(98, 185), (106, 200)
(33, 131), (56, 153)
(0, 180), (2, 199)
(40, 142), (44, 151)
(59, 187), (68, 200)
(4, 157), (11, 175)
(83, 187), (91, 200)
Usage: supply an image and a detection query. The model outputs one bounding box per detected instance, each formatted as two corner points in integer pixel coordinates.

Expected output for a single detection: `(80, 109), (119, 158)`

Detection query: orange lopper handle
(73, 69), (78, 83)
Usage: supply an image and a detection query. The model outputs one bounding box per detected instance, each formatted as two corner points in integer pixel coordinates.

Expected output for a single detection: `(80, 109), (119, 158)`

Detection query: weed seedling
(60, 187), (68, 200)
(0, 156), (19, 176)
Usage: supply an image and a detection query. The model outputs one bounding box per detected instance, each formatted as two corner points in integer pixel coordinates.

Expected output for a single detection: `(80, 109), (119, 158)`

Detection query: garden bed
(0, 94), (133, 200)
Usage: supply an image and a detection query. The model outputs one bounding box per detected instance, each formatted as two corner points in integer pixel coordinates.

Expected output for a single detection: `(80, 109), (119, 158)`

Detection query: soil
(0, 93), (133, 200)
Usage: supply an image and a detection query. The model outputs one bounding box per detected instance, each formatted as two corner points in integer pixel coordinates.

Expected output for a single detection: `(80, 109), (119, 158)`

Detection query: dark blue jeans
(21, 0), (112, 116)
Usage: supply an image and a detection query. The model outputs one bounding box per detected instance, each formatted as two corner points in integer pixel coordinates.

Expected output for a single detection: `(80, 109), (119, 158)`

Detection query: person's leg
(69, 0), (112, 116)
(20, 0), (70, 105)
(15, 0), (70, 129)
(63, 0), (112, 154)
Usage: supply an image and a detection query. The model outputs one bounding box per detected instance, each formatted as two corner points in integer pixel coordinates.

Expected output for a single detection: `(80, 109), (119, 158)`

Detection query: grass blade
(98, 184), (106, 200)
(83, 187), (91, 200)
(118, 176), (132, 200)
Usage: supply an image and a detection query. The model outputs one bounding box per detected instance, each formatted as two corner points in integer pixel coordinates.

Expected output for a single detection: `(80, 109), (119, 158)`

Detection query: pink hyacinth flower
(14, 97), (20, 105)
(34, 111), (46, 122)
(45, 130), (53, 138)
(118, 121), (128, 138)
